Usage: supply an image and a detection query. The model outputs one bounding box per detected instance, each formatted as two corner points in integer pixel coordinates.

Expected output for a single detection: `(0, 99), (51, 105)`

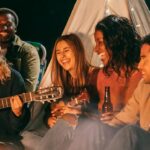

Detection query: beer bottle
(102, 86), (113, 113)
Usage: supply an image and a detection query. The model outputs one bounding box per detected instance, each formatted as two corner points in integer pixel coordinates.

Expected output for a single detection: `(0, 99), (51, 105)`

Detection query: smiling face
(56, 40), (76, 77)
(0, 13), (16, 42)
(138, 44), (150, 83)
(94, 30), (110, 65)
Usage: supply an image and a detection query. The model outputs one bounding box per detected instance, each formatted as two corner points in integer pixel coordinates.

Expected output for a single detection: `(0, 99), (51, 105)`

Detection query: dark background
(1, 0), (150, 62)
(1, 0), (76, 61)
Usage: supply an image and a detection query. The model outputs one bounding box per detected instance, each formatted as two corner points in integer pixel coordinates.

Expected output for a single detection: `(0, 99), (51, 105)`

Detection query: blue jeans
(36, 119), (74, 150)
(36, 118), (119, 150)
(106, 125), (150, 150)
(67, 119), (119, 150)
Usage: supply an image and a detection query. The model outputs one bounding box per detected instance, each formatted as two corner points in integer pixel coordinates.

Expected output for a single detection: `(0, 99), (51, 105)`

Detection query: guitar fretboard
(0, 86), (64, 110)
(0, 92), (33, 109)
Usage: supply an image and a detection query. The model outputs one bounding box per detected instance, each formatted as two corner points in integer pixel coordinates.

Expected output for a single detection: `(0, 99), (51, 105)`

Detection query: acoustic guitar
(0, 86), (64, 109)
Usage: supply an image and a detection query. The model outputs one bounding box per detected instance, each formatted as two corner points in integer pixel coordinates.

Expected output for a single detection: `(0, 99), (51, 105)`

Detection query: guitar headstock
(33, 86), (64, 103)
(68, 89), (90, 106)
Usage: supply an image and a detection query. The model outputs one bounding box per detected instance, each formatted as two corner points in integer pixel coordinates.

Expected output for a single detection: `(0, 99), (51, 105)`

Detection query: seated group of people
(0, 7), (150, 150)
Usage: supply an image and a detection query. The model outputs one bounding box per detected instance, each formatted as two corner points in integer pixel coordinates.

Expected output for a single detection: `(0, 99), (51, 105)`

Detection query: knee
(117, 125), (138, 138)
(123, 125), (138, 132)
(76, 119), (100, 136)
(80, 119), (100, 130)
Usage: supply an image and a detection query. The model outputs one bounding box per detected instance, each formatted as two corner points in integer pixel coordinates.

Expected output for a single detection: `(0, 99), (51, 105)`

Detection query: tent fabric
(128, 0), (150, 37)
(63, 0), (107, 67)
(104, 0), (130, 19)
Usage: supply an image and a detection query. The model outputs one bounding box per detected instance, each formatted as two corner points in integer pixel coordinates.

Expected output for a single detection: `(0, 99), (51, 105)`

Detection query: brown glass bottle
(102, 86), (113, 113)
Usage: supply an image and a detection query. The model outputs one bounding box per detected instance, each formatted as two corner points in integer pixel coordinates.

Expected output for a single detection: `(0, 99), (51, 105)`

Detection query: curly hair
(95, 15), (141, 77)
(0, 56), (11, 84)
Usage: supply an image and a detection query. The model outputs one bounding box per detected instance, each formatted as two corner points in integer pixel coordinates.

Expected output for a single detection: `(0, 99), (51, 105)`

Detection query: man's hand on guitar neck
(10, 96), (23, 117)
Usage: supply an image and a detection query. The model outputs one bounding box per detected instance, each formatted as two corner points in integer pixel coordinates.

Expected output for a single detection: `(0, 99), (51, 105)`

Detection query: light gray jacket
(6, 35), (40, 91)
(109, 79), (150, 131)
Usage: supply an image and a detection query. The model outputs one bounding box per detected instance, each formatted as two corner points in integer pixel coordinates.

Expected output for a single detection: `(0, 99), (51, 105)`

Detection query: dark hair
(141, 34), (150, 45)
(0, 8), (19, 27)
(95, 15), (141, 77)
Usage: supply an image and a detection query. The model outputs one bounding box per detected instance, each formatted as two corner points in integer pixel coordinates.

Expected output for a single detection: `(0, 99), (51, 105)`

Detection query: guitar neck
(0, 92), (33, 109)
(0, 86), (64, 110)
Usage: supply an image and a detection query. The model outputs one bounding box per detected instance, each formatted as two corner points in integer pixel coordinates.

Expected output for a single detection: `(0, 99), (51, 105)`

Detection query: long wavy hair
(51, 33), (89, 95)
(95, 15), (141, 77)
(0, 56), (11, 84)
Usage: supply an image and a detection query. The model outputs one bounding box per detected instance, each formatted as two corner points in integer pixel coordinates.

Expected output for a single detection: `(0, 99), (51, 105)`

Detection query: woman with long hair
(0, 56), (30, 150)
(36, 33), (100, 150)
(50, 33), (90, 95)
(94, 15), (142, 114)
(63, 15), (143, 150)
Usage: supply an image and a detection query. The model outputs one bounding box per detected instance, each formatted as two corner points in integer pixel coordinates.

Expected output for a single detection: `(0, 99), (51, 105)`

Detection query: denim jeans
(106, 125), (150, 150)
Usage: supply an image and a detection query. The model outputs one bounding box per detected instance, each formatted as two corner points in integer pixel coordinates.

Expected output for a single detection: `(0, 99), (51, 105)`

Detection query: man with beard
(0, 8), (40, 91)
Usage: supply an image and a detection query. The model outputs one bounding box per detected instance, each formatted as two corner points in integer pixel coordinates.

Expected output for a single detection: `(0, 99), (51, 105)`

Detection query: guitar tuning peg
(41, 101), (45, 104)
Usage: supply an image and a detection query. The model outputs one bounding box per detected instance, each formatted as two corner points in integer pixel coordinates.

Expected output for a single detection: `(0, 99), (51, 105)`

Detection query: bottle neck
(104, 86), (111, 102)
(102, 86), (113, 113)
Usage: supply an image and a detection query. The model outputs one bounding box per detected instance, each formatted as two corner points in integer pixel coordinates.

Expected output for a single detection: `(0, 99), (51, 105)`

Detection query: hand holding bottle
(100, 86), (113, 123)
(100, 112), (114, 123)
